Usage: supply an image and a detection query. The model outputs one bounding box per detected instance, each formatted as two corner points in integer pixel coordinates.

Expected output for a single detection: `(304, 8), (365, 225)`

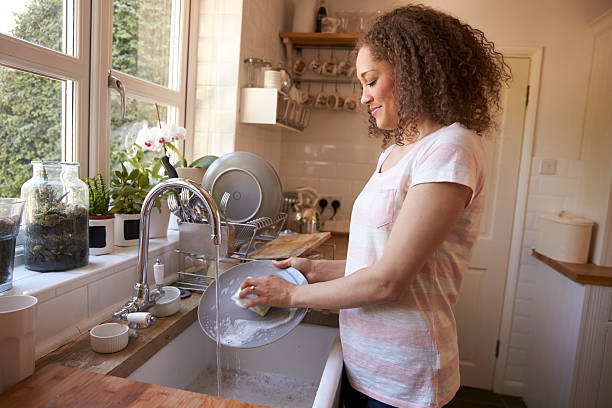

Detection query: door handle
(107, 72), (126, 121)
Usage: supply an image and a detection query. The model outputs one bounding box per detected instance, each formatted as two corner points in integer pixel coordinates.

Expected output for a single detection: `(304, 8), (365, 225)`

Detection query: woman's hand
(239, 275), (296, 309)
(272, 257), (319, 283)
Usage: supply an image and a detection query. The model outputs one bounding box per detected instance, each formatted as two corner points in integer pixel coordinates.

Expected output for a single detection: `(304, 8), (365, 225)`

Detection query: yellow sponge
(232, 287), (271, 317)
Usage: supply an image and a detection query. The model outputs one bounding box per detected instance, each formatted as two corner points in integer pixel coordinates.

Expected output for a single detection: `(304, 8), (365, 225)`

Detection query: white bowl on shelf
(151, 286), (181, 317)
(90, 323), (129, 354)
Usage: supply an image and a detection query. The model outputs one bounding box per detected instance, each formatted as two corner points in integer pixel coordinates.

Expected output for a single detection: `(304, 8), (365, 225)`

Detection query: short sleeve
(408, 135), (482, 205)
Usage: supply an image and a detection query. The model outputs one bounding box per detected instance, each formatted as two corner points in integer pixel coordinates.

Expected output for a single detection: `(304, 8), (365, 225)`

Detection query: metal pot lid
(210, 167), (263, 223)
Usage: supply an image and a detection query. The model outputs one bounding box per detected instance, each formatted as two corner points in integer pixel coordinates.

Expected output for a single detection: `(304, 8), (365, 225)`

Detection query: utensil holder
(175, 213), (287, 291)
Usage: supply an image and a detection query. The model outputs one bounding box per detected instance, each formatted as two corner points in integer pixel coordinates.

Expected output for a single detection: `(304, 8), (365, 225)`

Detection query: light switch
(539, 158), (557, 175)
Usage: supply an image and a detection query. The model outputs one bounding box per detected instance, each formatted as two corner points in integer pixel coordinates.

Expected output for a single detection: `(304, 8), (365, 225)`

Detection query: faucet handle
(126, 312), (156, 329)
(153, 259), (164, 287)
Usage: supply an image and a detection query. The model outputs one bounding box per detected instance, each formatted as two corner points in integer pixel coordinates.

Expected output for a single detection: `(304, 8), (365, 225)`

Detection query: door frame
(492, 46), (543, 396)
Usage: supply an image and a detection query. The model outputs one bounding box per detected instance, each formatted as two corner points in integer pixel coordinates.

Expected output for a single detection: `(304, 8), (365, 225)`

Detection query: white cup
(0, 295), (38, 392)
(264, 69), (281, 89)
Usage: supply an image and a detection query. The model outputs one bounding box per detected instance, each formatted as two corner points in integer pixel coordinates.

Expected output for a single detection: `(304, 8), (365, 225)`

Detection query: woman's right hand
(273, 257), (320, 283)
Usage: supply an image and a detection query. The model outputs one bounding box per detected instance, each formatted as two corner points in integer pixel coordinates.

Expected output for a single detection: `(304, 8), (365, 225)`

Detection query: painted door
(453, 57), (531, 389)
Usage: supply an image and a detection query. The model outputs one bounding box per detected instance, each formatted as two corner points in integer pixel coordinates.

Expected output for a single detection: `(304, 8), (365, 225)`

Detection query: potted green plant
(110, 163), (150, 246)
(85, 173), (114, 255)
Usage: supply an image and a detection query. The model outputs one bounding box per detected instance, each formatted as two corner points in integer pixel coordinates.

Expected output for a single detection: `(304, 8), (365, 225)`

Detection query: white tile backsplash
(36, 286), (88, 349)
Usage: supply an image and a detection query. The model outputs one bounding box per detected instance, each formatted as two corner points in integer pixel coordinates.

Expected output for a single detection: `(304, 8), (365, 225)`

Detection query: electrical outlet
(539, 158), (557, 175)
(318, 196), (342, 220)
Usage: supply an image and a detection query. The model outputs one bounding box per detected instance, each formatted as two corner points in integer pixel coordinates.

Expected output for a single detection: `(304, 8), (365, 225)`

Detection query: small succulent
(109, 163), (150, 214)
(85, 173), (111, 216)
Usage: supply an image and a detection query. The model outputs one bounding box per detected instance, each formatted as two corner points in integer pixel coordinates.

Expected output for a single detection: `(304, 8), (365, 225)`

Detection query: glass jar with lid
(20, 161), (89, 271)
(243, 57), (264, 88)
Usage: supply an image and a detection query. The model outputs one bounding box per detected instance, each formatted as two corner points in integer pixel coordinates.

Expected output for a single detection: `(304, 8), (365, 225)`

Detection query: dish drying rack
(175, 212), (287, 292)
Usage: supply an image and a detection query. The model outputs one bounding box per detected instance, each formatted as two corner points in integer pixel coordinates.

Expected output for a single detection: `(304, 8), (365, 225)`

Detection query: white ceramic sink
(128, 321), (343, 408)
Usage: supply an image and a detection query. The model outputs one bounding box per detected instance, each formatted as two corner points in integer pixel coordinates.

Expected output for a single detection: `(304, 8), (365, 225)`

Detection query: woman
(240, 5), (510, 407)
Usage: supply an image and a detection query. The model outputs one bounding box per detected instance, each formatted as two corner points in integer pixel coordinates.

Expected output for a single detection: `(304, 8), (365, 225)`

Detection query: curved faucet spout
(138, 179), (221, 286)
(112, 179), (220, 321)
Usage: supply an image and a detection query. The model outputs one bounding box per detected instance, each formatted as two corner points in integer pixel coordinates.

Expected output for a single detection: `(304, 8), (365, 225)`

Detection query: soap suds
(186, 366), (317, 408)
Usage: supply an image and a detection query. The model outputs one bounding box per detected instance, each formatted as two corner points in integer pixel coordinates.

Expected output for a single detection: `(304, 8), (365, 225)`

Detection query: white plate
(201, 152), (283, 223)
(197, 260), (308, 348)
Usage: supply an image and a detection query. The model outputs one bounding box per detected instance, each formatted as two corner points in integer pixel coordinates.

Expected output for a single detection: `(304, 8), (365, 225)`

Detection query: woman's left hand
(239, 275), (296, 309)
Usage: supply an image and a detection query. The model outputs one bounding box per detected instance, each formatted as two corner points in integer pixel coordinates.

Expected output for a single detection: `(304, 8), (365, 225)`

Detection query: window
(0, 0), (195, 266)
(0, 0), (193, 187)
(0, 0), (89, 197)
(92, 0), (191, 180)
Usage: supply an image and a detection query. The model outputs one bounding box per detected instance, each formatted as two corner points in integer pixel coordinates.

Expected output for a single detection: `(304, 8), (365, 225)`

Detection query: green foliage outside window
(0, 0), (174, 198)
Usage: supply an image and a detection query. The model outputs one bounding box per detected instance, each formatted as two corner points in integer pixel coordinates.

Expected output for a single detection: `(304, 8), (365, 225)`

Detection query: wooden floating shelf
(279, 32), (361, 47)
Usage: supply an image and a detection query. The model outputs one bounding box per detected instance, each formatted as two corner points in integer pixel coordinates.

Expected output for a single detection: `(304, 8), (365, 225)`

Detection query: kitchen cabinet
(525, 251), (612, 408)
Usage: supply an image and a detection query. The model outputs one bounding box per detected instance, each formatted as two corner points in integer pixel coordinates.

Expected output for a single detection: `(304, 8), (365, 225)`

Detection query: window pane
(112, 0), (179, 88)
(0, 65), (63, 198)
(0, 0), (70, 55)
(110, 94), (170, 174)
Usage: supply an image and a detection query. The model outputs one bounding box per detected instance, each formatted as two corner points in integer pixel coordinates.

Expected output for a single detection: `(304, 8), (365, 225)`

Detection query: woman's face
(356, 47), (399, 130)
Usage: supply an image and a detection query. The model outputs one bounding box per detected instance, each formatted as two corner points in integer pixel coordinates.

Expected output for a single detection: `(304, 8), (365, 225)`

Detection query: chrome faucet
(113, 179), (221, 321)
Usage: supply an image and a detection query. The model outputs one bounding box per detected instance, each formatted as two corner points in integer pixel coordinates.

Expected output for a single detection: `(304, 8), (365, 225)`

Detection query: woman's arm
(241, 181), (472, 309)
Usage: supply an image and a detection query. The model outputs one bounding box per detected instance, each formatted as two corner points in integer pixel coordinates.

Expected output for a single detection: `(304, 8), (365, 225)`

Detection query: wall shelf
(279, 32), (361, 48)
(239, 87), (304, 133)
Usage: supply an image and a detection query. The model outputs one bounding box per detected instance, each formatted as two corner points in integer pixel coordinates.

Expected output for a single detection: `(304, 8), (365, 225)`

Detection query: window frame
(0, 1), (91, 173)
(90, 0), (194, 181)
(0, 0), (196, 267)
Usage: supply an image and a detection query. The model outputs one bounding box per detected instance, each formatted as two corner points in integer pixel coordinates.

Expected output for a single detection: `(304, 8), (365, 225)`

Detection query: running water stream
(214, 245), (221, 397)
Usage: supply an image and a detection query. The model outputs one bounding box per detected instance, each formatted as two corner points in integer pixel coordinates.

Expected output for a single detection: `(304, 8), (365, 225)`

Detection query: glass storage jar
(20, 161), (89, 271)
(0, 198), (25, 292)
(243, 57), (264, 88)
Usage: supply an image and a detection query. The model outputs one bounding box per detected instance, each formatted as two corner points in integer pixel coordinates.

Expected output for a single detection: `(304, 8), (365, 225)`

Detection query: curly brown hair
(357, 4), (511, 146)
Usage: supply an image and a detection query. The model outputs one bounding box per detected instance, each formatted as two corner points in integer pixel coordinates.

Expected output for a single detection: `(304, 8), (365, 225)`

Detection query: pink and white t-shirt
(340, 123), (487, 408)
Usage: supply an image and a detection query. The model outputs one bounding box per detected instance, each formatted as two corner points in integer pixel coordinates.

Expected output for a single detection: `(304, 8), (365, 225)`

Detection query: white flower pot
(89, 215), (115, 255)
(150, 198), (170, 238)
(176, 167), (205, 184)
(114, 213), (140, 247)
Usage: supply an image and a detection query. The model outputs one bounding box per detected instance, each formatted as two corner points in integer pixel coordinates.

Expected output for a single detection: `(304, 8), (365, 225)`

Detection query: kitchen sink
(128, 321), (342, 408)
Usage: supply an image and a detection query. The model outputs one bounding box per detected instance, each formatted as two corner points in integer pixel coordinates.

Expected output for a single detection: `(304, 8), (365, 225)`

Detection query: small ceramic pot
(114, 213), (140, 247)
(89, 215), (115, 255)
(90, 323), (129, 353)
(149, 198), (170, 239)
(151, 286), (181, 317)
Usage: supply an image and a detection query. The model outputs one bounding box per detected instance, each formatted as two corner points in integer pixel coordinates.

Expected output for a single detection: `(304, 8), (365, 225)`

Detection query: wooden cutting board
(248, 232), (331, 260)
(0, 364), (268, 408)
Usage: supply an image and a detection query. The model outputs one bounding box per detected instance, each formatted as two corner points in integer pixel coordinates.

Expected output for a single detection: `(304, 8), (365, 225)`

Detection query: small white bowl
(90, 323), (129, 353)
(151, 286), (181, 317)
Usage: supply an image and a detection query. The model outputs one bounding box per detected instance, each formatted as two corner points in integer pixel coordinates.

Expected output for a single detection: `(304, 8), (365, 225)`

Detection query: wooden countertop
(0, 364), (268, 408)
(532, 249), (612, 286)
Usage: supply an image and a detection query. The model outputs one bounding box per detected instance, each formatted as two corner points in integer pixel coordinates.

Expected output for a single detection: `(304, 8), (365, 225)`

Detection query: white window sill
(4, 231), (179, 303)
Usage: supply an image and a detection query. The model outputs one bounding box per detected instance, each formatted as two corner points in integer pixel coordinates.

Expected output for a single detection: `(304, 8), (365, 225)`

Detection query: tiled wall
(193, 0), (244, 158)
(233, 0), (290, 173)
(30, 244), (178, 358)
(279, 108), (381, 221)
(502, 157), (582, 389)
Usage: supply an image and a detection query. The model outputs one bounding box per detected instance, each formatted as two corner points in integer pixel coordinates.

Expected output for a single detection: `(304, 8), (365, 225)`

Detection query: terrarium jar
(20, 161), (89, 271)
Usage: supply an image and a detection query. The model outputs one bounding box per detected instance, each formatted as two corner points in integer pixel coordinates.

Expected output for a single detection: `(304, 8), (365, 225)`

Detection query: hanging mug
(321, 17), (341, 33)
(344, 96), (359, 112)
